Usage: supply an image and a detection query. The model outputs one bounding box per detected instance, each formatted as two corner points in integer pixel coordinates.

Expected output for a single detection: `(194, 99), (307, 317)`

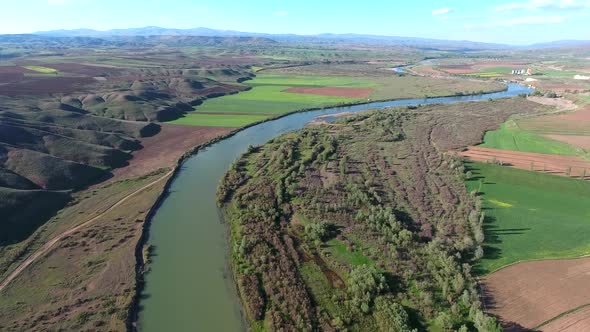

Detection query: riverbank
(131, 83), (532, 331)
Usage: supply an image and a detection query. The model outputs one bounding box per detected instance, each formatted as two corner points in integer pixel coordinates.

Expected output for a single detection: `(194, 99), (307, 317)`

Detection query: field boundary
(533, 302), (590, 330)
(480, 252), (590, 277)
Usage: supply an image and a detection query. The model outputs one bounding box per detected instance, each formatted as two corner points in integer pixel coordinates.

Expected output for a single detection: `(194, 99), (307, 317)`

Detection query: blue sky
(2, 0), (590, 44)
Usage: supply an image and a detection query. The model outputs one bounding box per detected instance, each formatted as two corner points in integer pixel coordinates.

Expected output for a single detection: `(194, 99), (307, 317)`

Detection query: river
(136, 83), (533, 331)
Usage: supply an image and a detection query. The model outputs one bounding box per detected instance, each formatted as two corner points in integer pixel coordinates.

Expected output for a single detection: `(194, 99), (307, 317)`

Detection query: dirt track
(540, 305), (590, 332)
(458, 146), (590, 178)
(481, 257), (590, 331)
(112, 124), (232, 179)
(0, 169), (174, 293)
(283, 86), (373, 98)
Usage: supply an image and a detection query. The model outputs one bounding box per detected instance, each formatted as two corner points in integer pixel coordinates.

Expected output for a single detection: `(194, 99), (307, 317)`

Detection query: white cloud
(432, 7), (451, 15)
(497, 15), (564, 25)
(274, 11), (289, 16)
(495, 0), (590, 11)
(464, 24), (474, 29)
(47, 0), (66, 4)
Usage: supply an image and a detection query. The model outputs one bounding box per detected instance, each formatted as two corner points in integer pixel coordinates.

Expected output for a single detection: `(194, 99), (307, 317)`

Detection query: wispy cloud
(47, 0), (66, 4)
(274, 11), (289, 16)
(496, 15), (564, 25)
(495, 0), (590, 11)
(432, 7), (451, 15)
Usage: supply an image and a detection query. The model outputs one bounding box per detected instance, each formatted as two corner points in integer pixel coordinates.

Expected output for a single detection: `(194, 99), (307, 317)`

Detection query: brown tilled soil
(517, 105), (590, 142)
(283, 86), (373, 98)
(481, 257), (590, 331)
(458, 146), (590, 178)
(535, 82), (589, 94)
(540, 305), (590, 332)
(527, 96), (577, 111)
(556, 105), (590, 122)
(0, 76), (96, 96)
(111, 124), (232, 179)
(439, 65), (477, 74)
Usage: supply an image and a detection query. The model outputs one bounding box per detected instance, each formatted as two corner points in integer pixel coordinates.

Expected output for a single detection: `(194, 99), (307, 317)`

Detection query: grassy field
(173, 71), (505, 127)
(169, 74), (369, 126)
(480, 120), (583, 156)
(22, 65), (58, 74)
(466, 162), (590, 275)
(171, 113), (270, 127)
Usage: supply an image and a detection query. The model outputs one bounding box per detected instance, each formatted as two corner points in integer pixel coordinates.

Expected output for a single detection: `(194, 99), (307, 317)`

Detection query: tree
(373, 297), (417, 332)
(472, 309), (502, 332)
(435, 311), (453, 331)
(348, 265), (386, 312)
(304, 221), (330, 244)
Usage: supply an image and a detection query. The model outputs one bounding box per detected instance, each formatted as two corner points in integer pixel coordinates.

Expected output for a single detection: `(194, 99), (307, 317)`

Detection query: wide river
(137, 83), (532, 331)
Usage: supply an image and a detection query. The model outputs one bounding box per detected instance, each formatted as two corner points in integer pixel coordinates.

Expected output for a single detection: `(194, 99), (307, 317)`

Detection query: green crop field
(172, 74), (368, 126)
(538, 69), (582, 78)
(480, 120), (583, 156)
(22, 65), (58, 74)
(170, 113), (270, 127)
(466, 162), (590, 275)
(172, 72), (504, 127)
(197, 85), (360, 115)
(481, 66), (513, 74)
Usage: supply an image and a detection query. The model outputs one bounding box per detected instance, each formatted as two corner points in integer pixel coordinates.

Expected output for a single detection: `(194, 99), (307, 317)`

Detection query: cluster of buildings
(511, 68), (533, 75)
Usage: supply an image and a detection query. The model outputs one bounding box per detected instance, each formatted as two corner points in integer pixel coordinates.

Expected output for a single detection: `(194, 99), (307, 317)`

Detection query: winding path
(0, 169), (174, 292)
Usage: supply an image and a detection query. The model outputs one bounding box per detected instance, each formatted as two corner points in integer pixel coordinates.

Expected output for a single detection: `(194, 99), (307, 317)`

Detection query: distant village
(511, 68), (533, 75)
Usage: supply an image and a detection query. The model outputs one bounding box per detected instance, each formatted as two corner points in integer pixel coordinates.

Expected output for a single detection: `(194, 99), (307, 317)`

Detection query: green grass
(480, 66), (513, 74)
(246, 74), (375, 88)
(480, 120), (582, 156)
(465, 162), (590, 275)
(463, 72), (505, 78)
(170, 113), (269, 127)
(171, 72), (504, 127)
(172, 74), (368, 126)
(538, 69), (582, 78)
(327, 239), (374, 266)
(23, 65), (58, 74)
(197, 85), (359, 115)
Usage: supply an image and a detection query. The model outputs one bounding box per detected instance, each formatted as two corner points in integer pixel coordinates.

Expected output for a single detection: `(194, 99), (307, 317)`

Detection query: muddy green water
(137, 84), (532, 331)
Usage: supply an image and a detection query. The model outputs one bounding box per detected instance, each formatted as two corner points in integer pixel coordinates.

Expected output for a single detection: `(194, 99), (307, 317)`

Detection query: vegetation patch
(170, 113), (269, 127)
(218, 98), (542, 331)
(465, 162), (590, 275)
(480, 120), (583, 156)
(22, 65), (58, 74)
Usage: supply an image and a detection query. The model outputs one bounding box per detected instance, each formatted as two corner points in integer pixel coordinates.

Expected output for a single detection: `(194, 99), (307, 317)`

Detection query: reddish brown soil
(111, 124), (232, 179)
(283, 86), (373, 98)
(458, 146), (590, 178)
(536, 82), (589, 94)
(481, 257), (590, 331)
(439, 65), (477, 74)
(557, 105), (590, 122)
(527, 96), (577, 111)
(0, 66), (30, 84)
(0, 77), (96, 96)
(541, 305), (590, 332)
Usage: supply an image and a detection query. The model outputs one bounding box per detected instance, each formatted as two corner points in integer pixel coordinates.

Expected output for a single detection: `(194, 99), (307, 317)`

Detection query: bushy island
(217, 98), (544, 331)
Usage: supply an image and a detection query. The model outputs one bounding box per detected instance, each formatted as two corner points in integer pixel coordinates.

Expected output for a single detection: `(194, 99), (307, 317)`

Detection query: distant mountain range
(15, 26), (590, 50)
(0, 34), (277, 48)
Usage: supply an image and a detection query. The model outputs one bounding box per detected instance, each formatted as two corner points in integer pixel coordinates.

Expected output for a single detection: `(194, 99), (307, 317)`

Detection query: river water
(137, 83), (532, 331)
